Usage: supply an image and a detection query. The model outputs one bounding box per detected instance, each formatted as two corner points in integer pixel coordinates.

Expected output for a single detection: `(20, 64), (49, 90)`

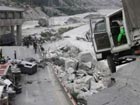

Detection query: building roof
(0, 6), (24, 12)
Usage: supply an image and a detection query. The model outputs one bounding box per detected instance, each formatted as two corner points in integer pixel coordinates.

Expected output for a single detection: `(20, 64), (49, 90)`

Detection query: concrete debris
(66, 67), (75, 74)
(78, 51), (94, 63)
(47, 52), (58, 59)
(58, 72), (66, 79)
(76, 70), (87, 78)
(102, 77), (116, 88)
(51, 46), (112, 104)
(90, 78), (105, 92)
(65, 58), (78, 70)
(50, 36), (56, 41)
(68, 74), (75, 81)
(93, 71), (103, 82)
(51, 57), (65, 67)
(68, 46), (81, 58)
(78, 62), (93, 71)
(60, 45), (81, 58)
(76, 37), (87, 41)
(77, 91), (92, 100)
(60, 46), (70, 53)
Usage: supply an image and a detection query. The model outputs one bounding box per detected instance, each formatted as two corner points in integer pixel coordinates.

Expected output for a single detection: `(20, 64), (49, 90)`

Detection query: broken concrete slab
(65, 58), (78, 70)
(51, 57), (65, 67)
(76, 69), (87, 78)
(66, 67), (75, 74)
(60, 46), (70, 53)
(78, 51), (94, 63)
(77, 91), (92, 100)
(78, 62), (93, 71)
(68, 46), (81, 58)
(89, 78), (105, 93)
(67, 74), (75, 81)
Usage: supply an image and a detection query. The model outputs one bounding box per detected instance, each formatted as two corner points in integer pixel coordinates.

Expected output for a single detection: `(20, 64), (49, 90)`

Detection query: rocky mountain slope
(10, 0), (121, 8)
(0, 0), (121, 19)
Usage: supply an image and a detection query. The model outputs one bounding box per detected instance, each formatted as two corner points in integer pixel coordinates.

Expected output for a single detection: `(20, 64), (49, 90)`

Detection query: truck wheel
(107, 55), (116, 73)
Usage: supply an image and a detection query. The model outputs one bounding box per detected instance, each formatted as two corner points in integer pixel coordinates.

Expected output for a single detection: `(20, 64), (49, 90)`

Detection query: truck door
(108, 9), (131, 53)
(90, 19), (111, 61)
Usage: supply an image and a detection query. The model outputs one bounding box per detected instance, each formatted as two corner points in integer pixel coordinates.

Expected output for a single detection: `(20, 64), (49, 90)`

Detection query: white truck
(90, 0), (140, 73)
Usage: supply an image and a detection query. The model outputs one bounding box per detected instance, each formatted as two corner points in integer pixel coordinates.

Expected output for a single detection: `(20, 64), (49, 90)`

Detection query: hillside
(10, 0), (121, 8)
(0, 0), (121, 19)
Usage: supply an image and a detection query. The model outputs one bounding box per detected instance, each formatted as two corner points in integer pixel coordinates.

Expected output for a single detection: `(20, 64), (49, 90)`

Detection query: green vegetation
(56, 7), (88, 15)
(58, 27), (74, 35)
(41, 32), (53, 41)
(41, 27), (75, 41)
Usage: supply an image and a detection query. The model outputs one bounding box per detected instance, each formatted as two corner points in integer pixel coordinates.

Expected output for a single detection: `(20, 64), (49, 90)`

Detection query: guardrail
(51, 64), (77, 105)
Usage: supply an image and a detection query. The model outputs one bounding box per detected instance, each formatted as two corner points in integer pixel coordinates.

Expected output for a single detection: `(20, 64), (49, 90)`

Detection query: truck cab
(90, 9), (136, 73)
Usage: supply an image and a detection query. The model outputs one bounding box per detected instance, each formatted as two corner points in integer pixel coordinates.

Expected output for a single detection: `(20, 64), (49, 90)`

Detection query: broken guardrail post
(0, 48), (2, 58)
(14, 50), (17, 59)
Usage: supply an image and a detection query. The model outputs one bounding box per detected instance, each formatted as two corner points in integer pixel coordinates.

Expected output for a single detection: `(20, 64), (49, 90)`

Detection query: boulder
(78, 62), (93, 71)
(58, 72), (66, 78)
(89, 78), (105, 93)
(65, 82), (75, 91)
(93, 71), (103, 82)
(76, 69), (87, 78)
(87, 70), (94, 76)
(50, 36), (56, 41)
(78, 51), (94, 63)
(68, 74), (75, 81)
(74, 75), (92, 91)
(60, 46), (70, 53)
(47, 52), (57, 58)
(73, 82), (89, 93)
(51, 57), (65, 67)
(65, 58), (78, 70)
(102, 77), (115, 88)
(63, 53), (70, 58)
(77, 91), (93, 100)
(82, 75), (92, 84)
(68, 46), (81, 57)
(66, 67), (75, 74)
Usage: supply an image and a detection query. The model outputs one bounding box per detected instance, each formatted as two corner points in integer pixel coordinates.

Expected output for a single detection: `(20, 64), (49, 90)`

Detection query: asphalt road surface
(2, 46), (71, 105)
(87, 60), (140, 105)
(13, 64), (71, 105)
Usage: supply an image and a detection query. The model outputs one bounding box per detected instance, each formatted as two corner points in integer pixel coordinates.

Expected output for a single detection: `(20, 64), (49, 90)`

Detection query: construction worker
(33, 41), (37, 54)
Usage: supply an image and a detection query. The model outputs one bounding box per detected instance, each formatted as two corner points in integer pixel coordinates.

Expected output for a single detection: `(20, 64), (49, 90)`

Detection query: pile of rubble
(0, 62), (22, 105)
(0, 56), (43, 105)
(47, 45), (113, 105)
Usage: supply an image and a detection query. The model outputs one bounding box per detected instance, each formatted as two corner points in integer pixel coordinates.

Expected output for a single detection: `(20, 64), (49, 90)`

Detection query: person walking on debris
(33, 41), (37, 54)
(40, 45), (46, 59)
